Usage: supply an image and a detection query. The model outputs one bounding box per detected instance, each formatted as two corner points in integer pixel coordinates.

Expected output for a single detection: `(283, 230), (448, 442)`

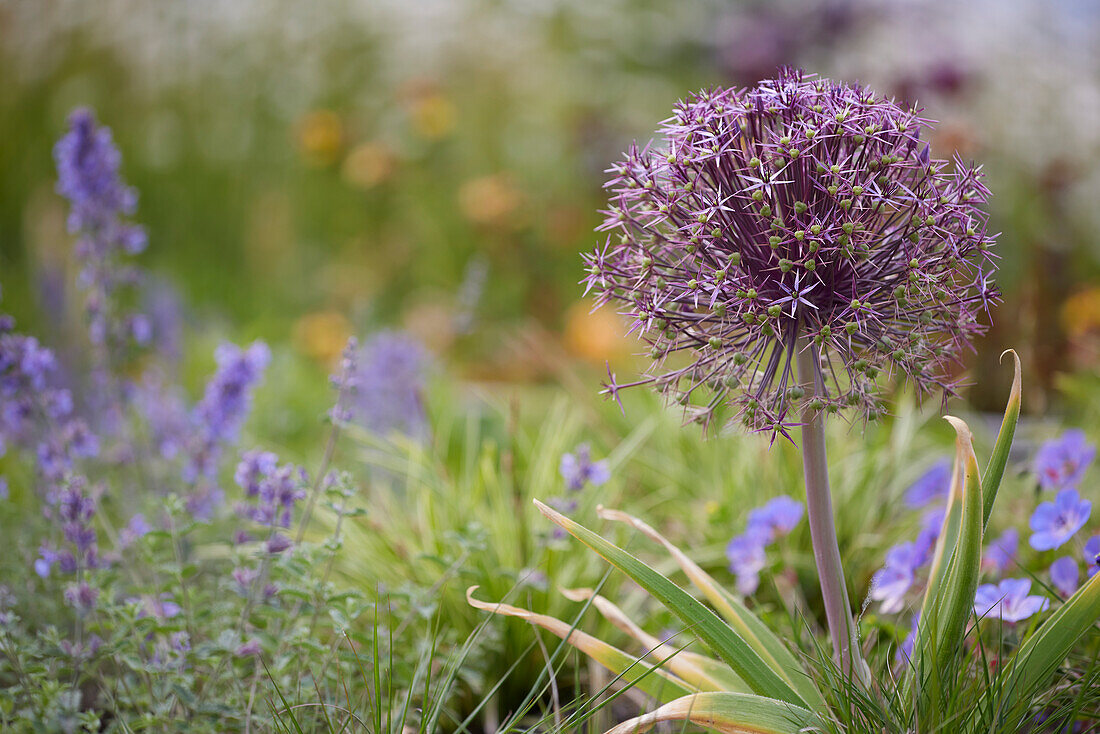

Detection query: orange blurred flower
(563, 299), (633, 365)
(292, 310), (352, 365)
(297, 110), (344, 166)
(342, 142), (396, 190)
(458, 174), (523, 228)
(1062, 286), (1100, 336)
(409, 94), (456, 141)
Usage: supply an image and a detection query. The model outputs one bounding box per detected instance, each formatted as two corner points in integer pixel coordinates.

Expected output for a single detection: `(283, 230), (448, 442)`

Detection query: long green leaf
(535, 500), (811, 709)
(596, 506), (827, 710)
(603, 692), (814, 734)
(989, 572), (1100, 716)
(466, 586), (693, 703)
(908, 417), (983, 699)
(561, 586), (749, 693)
(982, 349), (1022, 529)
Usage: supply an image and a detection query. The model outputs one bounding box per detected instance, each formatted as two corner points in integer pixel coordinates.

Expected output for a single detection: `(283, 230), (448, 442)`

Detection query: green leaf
(535, 500), (811, 709)
(596, 506), (827, 710)
(561, 586), (749, 693)
(602, 692), (814, 734)
(466, 586), (693, 703)
(908, 417), (984, 701)
(989, 571), (1100, 714)
(982, 349), (1021, 529)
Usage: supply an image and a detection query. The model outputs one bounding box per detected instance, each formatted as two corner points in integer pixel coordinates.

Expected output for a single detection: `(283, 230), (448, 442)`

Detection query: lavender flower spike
(352, 332), (429, 441)
(586, 69), (997, 433)
(1028, 488), (1091, 551)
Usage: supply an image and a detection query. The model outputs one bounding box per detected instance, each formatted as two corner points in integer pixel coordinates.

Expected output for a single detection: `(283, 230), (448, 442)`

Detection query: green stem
(795, 338), (865, 681)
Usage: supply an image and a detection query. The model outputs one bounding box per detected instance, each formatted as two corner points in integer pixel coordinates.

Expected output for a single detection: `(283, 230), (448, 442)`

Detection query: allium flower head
(586, 69), (997, 432)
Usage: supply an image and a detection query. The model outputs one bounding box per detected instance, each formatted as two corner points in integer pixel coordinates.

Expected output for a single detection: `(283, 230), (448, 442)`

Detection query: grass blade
(466, 586), (695, 703)
(603, 692), (814, 734)
(982, 349), (1022, 529)
(535, 500), (811, 709)
(561, 586), (749, 693)
(596, 506), (826, 710)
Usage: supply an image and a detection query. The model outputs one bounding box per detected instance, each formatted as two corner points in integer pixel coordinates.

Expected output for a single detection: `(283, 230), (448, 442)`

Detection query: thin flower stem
(796, 336), (866, 683)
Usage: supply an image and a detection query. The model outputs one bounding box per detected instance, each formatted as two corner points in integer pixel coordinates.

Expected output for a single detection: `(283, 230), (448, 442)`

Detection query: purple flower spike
(1084, 535), (1100, 578)
(1033, 429), (1095, 492)
(983, 527), (1019, 574)
(1048, 556), (1080, 597)
(352, 332), (430, 441)
(903, 459), (952, 508)
(973, 578), (1049, 623)
(1029, 488), (1091, 551)
(585, 69), (997, 434)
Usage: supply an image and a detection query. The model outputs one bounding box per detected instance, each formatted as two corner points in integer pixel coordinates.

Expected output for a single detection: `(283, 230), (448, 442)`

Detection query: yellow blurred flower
(1062, 286), (1100, 336)
(341, 142), (396, 190)
(409, 93), (456, 140)
(563, 299), (632, 365)
(297, 109), (344, 166)
(458, 174), (522, 228)
(292, 310), (352, 365)
(704, 500), (720, 516)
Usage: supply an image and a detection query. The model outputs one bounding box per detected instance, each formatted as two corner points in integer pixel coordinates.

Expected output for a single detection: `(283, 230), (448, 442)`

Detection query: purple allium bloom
(1033, 429), (1095, 492)
(726, 534), (766, 595)
(351, 332), (429, 441)
(1029, 488), (1091, 551)
(1084, 535), (1100, 579)
(974, 578), (1049, 623)
(745, 495), (803, 541)
(54, 109), (148, 356)
(903, 459), (951, 508)
(585, 69), (997, 433)
(870, 542), (922, 614)
(560, 444), (611, 491)
(983, 527), (1019, 574)
(1049, 556), (1080, 597)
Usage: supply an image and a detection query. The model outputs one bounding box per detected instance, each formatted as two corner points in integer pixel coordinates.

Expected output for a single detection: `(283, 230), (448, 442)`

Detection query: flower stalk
(796, 337), (865, 681)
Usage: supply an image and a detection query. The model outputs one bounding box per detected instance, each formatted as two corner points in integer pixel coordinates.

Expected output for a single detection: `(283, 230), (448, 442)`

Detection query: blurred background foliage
(1, 0), (1099, 414)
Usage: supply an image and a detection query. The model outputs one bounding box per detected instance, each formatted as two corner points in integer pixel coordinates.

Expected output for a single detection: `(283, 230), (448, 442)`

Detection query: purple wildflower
(983, 527), (1019, 574)
(726, 534), (766, 595)
(1033, 429), (1095, 491)
(184, 341), (270, 516)
(234, 450), (307, 549)
(1029, 488), (1091, 551)
(585, 69), (997, 433)
(63, 581), (99, 615)
(560, 444), (611, 491)
(351, 332), (429, 441)
(870, 542), (922, 614)
(895, 612), (920, 667)
(118, 513), (151, 549)
(54, 109), (148, 358)
(1049, 556), (1080, 597)
(903, 459), (951, 508)
(329, 337), (359, 423)
(0, 477), (7, 501)
(745, 495), (803, 541)
(235, 638), (262, 657)
(1084, 535), (1100, 578)
(973, 578), (1049, 623)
